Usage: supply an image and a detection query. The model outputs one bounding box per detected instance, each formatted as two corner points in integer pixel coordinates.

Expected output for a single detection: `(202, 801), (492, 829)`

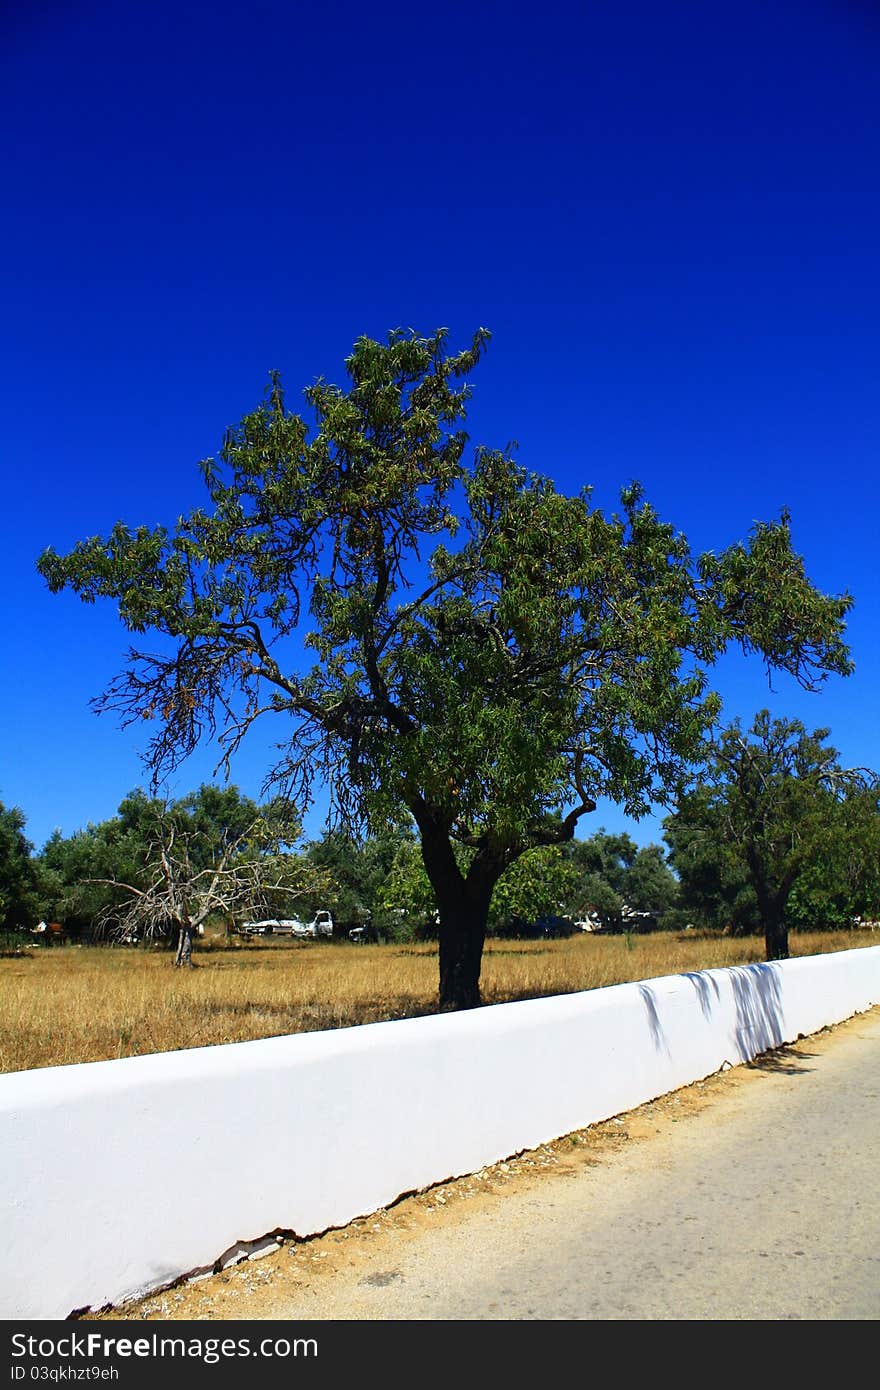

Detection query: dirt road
(104, 1006), (880, 1321)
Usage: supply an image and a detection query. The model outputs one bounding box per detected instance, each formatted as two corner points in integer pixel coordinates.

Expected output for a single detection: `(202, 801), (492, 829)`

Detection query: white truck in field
(240, 910), (334, 939)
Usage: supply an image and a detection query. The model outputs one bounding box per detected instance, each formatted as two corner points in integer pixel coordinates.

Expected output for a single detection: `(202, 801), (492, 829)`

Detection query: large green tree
(664, 712), (876, 959)
(39, 329), (853, 1006)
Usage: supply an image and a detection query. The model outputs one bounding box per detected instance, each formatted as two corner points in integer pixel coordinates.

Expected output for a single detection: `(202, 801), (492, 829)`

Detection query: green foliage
(562, 832), (638, 898)
(786, 786), (880, 928)
(373, 833), (440, 927)
(665, 712), (877, 958)
(488, 846), (579, 928)
(0, 801), (39, 930)
(623, 845), (680, 919)
(559, 832), (679, 925)
(39, 329), (851, 840)
(38, 821), (135, 931)
(303, 825), (412, 924)
(566, 871), (624, 921)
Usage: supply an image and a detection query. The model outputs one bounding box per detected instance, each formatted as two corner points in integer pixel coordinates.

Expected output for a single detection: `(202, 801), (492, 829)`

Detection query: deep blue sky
(2, 0), (878, 853)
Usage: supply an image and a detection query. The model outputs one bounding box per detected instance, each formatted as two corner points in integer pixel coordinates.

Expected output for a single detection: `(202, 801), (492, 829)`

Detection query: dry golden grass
(0, 928), (874, 1075)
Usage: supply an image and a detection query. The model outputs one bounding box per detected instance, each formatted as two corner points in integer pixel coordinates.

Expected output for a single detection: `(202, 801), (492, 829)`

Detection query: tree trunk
(175, 922), (194, 967)
(412, 804), (499, 1011)
(756, 889), (790, 961)
(763, 909), (790, 961)
(745, 849), (791, 962)
(437, 894), (488, 1011)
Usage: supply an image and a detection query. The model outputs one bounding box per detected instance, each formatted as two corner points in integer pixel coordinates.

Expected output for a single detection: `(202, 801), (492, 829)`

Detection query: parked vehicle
(574, 914), (602, 933)
(239, 910), (334, 939)
(348, 921), (385, 944)
(238, 919), (276, 937)
(295, 910), (333, 938)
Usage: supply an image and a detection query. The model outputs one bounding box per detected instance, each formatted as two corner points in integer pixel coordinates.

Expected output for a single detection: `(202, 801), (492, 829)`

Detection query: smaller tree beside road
(664, 712), (877, 959)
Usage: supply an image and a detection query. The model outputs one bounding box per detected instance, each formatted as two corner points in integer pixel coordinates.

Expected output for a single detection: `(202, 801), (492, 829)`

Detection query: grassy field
(0, 928), (875, 1075)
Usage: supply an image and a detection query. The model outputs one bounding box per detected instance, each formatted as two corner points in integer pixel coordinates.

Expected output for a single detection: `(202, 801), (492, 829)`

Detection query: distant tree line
(306, 825), (682, 938)
(0, 785), (681, 945)
(0, 786), (320, 948)
(2, 712), (879, 959)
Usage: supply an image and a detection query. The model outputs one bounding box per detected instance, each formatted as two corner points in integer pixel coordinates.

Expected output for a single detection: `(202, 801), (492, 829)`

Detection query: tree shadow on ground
(745, 1044), (816, 1075)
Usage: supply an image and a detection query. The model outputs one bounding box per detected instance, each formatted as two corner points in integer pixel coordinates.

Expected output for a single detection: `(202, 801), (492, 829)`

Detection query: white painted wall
(3, 945), (880, 1320)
